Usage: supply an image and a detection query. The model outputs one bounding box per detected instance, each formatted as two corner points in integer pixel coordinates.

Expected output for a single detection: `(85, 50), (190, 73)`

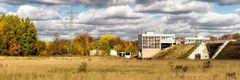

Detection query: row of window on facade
(138, 32), (210, 49)
(142, 43), (160, 48)
(142, 36), (174, 40)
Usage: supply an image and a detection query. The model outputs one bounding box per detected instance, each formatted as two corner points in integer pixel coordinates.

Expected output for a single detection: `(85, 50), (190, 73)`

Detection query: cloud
(0, 7), (7, 14)
(166, 12), (240, 35)
(197, 12), (240, 27)
(4, 0), (240, 41)
(3, 0), (135, 8)
(36, 6), (240, 40)
(34, 5), (145, 41)
(134, 0), (212, 14)
(199, 0), (240, 5)
(17, 5), (61, 20)
(78, 5), (144, 25)
(234, 8), (240, 14)
(75, 5), (148, 39)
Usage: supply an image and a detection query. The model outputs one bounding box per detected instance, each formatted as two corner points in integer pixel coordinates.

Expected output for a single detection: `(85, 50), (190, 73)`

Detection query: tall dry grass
(0, 57), (239, 80)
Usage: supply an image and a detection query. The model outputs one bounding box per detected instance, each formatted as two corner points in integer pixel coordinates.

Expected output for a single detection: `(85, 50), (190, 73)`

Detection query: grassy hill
(153, 44), (200, 59)
(216, 41), (240, 59)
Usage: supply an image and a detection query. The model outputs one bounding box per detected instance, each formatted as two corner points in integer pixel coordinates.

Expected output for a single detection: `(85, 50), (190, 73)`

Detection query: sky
(0, 0), (240, 41)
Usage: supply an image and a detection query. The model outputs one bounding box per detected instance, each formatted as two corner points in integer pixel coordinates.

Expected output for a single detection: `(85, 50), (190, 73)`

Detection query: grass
(0, 57), (239, 80)
(153, 44), (200, 59)
(179, 44), (200, 59)
(216, 41), (240, 59)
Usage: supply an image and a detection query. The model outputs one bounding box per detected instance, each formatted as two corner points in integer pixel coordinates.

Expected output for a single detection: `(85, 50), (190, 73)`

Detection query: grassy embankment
(216, 41), (240, 59)
(153, 44), (200, 59)
(0, 57), (239, 80)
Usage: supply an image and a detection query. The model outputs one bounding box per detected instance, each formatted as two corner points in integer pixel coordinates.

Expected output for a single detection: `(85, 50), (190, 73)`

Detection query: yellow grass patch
(0, 57), (239, 80)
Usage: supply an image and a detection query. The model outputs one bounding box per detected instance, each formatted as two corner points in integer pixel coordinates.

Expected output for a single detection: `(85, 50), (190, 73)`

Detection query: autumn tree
(46, 32), (68, 56)
(36, 40), (46, 56)
(94, 34), (131, 55)
(0, 14), (8, 55)
(220, 33), (240, 40)
(122, 40), (138, 55)
(73, 34), (95, 55)
(0, 14), (37, 56)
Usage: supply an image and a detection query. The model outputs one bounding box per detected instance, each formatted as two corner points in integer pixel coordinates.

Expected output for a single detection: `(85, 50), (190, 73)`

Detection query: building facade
(185, 36), (210, 44)
(138, 32), (175, 58)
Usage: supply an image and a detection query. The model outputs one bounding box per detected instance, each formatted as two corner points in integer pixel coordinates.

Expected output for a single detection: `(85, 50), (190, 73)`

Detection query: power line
(67, 5), (78, 55)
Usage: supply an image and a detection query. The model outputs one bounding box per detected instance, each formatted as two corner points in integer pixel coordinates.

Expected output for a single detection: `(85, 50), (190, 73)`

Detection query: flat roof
(139, 32), (175, 36)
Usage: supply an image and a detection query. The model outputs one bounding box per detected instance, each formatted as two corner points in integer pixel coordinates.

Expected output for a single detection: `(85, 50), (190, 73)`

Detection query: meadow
(0, 57), (239, 80)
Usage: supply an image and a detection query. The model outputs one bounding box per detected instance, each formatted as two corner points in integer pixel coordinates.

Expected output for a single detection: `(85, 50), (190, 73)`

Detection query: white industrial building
(138, 32), (176, 58)
(185, 36), (210, 44)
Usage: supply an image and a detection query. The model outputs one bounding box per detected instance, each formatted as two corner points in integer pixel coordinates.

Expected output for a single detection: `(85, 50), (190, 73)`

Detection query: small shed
(119, 52), (131, 59)
(90, 50), (103, 56)
(110, 49), (118, 56)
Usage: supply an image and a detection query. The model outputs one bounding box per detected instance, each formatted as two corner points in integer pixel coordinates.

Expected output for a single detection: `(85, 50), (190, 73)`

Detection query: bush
(77, 62), (88, 73)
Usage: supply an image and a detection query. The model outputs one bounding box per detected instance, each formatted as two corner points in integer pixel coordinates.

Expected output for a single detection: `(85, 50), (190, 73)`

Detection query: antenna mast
(68, 5), (74, 55)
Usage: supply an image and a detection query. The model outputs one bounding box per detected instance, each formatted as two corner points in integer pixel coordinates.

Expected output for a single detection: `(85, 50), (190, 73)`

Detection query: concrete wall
(188, 43), (209, 59)
(142, 49), (161, 58)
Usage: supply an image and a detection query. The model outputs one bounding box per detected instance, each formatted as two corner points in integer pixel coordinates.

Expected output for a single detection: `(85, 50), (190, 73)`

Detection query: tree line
(37, 33), (138, 56)
(1, 14), (240, 56)
(0, 14), (138, 56)
(209, 33), (240, 41)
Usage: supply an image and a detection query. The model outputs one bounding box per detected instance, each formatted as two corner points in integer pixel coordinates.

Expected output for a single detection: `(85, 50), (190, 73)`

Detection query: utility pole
(67, 5), (78, 55)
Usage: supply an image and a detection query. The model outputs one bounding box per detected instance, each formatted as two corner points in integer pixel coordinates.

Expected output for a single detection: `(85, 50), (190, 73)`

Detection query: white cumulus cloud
(0, 7), (7, 14)
(134, 0), (212, 14)
(78, 5), (144, 25)
(234, 8), (240, 14)
(17, 5), (61, 20)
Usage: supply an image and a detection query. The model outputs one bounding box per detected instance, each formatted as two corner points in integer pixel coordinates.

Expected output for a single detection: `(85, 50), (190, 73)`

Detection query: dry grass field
(0, 57), (239, 80)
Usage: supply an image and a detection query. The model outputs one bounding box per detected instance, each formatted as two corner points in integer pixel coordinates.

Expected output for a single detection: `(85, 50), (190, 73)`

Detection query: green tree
(0, 14), (37, 56)
(8, 15), (22, 56)
(19, 18), (37, 56)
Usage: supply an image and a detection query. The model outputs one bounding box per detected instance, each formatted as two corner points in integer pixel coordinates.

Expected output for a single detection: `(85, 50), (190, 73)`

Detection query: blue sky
(0, 0), (240, 41)
(213, 3), (240, 13)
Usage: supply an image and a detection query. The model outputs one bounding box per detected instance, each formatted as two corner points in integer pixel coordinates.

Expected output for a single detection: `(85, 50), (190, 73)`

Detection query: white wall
(142, 49), (161, 58)
(188, 43), (209, 59)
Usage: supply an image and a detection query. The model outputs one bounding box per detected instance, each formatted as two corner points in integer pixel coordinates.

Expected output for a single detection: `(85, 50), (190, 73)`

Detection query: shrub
(77, 62), (88, 73)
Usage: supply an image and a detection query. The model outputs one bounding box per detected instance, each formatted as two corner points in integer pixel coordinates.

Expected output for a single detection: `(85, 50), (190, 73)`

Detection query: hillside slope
(153, 44), (200, 59)
(215, 41), (240, 59)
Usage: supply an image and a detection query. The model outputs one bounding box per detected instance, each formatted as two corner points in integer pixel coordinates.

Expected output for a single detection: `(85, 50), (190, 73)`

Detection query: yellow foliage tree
(95, 34), (119, 55)
(8, 38), (21, 56)
(73, 34), (95, 55)
(114, 44), (123, 52)
(123, 40), (138, 55)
